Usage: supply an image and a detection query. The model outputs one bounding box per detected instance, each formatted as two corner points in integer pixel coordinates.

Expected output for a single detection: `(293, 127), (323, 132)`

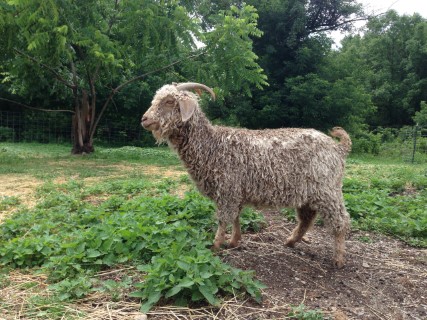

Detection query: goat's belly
(244, 181), (310, 209)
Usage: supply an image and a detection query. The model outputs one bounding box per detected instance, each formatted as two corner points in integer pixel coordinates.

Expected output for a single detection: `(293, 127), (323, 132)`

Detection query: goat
(141, 82), (352, 268)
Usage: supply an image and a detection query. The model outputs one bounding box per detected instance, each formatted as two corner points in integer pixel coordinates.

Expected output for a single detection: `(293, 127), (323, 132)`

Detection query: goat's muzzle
(141, 115), (159, 131)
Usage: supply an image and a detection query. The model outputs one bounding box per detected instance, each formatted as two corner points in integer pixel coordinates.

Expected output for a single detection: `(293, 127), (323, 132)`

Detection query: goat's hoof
(285, 238), (296, 248)
(227, 241), (239, 249)
(301, 236), (311, 244)
(333, 259), (346, 269)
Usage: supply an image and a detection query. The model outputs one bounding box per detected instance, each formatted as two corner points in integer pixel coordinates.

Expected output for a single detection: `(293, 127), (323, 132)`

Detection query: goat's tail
(330, 127), (352, 156)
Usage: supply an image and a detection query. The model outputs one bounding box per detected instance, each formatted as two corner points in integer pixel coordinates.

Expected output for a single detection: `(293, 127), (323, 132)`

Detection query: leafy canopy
(0, 0), (266, 107)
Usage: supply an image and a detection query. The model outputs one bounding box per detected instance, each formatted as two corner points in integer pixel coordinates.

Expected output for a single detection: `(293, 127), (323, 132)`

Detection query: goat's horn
(176, 82), (216, 100)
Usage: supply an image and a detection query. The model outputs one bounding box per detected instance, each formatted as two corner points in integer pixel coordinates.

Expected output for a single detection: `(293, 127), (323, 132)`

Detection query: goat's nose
(141, 115), (147, 122)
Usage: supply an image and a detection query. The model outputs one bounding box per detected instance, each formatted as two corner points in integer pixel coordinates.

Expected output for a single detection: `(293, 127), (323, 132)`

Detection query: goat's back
(193, 126), (347, 208)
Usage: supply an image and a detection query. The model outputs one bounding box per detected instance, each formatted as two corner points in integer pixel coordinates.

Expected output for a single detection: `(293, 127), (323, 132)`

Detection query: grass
(0, 143), (265, 318)
(0, 142), (426, 319)
(344, 156), (427, 246)
(0, 143), (180, 178)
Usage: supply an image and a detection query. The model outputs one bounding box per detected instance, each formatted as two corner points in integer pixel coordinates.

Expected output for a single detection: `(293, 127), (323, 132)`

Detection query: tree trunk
(71, 90), (95, 154)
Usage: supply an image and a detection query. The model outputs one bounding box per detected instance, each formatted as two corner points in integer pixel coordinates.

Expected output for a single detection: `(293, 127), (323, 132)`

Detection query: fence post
(411, 124), (419, 163)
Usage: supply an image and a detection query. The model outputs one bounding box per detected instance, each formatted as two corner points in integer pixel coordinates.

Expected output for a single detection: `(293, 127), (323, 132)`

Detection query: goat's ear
(178, 98), (197, 122)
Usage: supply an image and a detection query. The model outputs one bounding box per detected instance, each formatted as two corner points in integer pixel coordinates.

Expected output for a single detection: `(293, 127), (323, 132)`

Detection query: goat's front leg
(212, 199), (241, 250)
(229, 215), (241, 248)
(212, 220), (227, 250)
(285, 205), (316, 247)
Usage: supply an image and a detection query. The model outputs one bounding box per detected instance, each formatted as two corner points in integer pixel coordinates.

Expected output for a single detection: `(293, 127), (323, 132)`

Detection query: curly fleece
(143, 84), (352, 268)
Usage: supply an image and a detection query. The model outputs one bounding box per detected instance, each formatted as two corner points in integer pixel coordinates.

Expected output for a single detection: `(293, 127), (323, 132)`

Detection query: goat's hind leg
(285, 205), (316, 247)
(321, 198), (350, 268)
(331, 205), (350, 268)
(333, 226), (347, 268)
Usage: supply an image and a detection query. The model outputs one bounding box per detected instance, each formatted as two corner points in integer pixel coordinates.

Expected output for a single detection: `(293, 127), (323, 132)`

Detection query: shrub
(0, 126), (14, 142)
(351, 131), (381, 154)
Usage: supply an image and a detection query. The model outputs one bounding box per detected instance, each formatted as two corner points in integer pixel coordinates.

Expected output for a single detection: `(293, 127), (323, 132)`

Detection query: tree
(248, 0), (364, 83)
(203, 0), (366, 130)
(0, 0), (266, 154)
(413, 101), (427, 126)
(359, 11), (427, 126)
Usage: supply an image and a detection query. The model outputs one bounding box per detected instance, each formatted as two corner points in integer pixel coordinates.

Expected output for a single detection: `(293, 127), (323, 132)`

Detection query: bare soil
(0, 175), (41, 202)
(220, 210), (427, 320)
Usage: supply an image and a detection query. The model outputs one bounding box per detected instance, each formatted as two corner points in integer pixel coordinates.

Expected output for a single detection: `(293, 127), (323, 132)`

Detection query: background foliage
(1, 0), (426, 146)
(0, 0), (266, 153)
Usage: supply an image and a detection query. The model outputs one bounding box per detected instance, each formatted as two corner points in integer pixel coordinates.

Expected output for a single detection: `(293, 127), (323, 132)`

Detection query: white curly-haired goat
(141, 82), (352, 268)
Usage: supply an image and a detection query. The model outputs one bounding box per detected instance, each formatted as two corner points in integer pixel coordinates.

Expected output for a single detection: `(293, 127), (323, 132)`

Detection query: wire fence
(400, 125), (427, 163)
(0, 111), (70, 144)
(0, 111), (154, 147)
(0, 111), (426, 162)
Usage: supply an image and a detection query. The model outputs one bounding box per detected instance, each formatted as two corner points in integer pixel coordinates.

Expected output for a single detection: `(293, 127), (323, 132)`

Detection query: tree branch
(308, 17), (367, 33)
(89, 50), (207, 140)
(0, 98), (75, 113)
(116, 51), (207, 94)
(13, 48), (76, 90)
(308, 13), (385, 34)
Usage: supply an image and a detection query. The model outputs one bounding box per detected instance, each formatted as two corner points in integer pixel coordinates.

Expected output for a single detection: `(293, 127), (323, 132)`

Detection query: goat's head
(141, 82), (215, 141)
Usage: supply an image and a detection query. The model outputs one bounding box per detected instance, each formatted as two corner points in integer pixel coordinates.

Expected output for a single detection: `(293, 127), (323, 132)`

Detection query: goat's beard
(152, 116), (183, 144)
(152, 126), (175, 145)
(152, 129), (167, 144)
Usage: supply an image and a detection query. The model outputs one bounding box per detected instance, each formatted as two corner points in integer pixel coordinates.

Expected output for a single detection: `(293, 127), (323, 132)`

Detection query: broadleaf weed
(0, 177), (266, 310)
(1, 143), (425, 315)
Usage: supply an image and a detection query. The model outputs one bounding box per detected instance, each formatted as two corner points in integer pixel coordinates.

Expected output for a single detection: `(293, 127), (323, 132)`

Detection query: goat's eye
(165, 100), (174, 105)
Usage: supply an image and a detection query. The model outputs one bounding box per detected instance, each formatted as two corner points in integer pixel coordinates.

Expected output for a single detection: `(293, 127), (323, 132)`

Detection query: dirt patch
(0, 164), (186, 221)
(39, 163), (184, 186)
(81, 164), (185, 184)
(141, 165), (185, 179)
(221, 210), (427, 320)
(140, 165), (189, 197)
(0, 175), (41, 200)
(0, 270), (50, 314)
(0, 175), (41, 222)
(388, 182), (419, 197)
(49, 161), (184, 180)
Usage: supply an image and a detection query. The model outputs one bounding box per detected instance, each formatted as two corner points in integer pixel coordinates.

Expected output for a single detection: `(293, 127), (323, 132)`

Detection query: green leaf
(200, 271), (213, 279)
(86, 249), (102, 258)
(140, 291), (161, 313)
(177, 278), (194, 288)
(129, 290), (146, 299)
(165, 285), (182, 298)
(198, 285), (219, 306)
(177, 261), (190, 271)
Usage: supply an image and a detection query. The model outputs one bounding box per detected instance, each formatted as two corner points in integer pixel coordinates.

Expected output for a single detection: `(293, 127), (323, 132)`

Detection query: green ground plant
(344, 158), (427, 246)
(0, 142), (426, 317)
(288, 303), (327, 320)
(0, 143), (265, 314)
(0, 181), (266, 310)
(0, 196), (20, 211)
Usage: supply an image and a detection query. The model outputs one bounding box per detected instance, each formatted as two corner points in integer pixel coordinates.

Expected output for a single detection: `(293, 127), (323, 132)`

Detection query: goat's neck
(168, 110), (215, 164)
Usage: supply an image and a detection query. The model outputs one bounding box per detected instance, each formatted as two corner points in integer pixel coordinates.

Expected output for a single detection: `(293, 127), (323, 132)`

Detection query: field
(0, 143), (426, 320)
